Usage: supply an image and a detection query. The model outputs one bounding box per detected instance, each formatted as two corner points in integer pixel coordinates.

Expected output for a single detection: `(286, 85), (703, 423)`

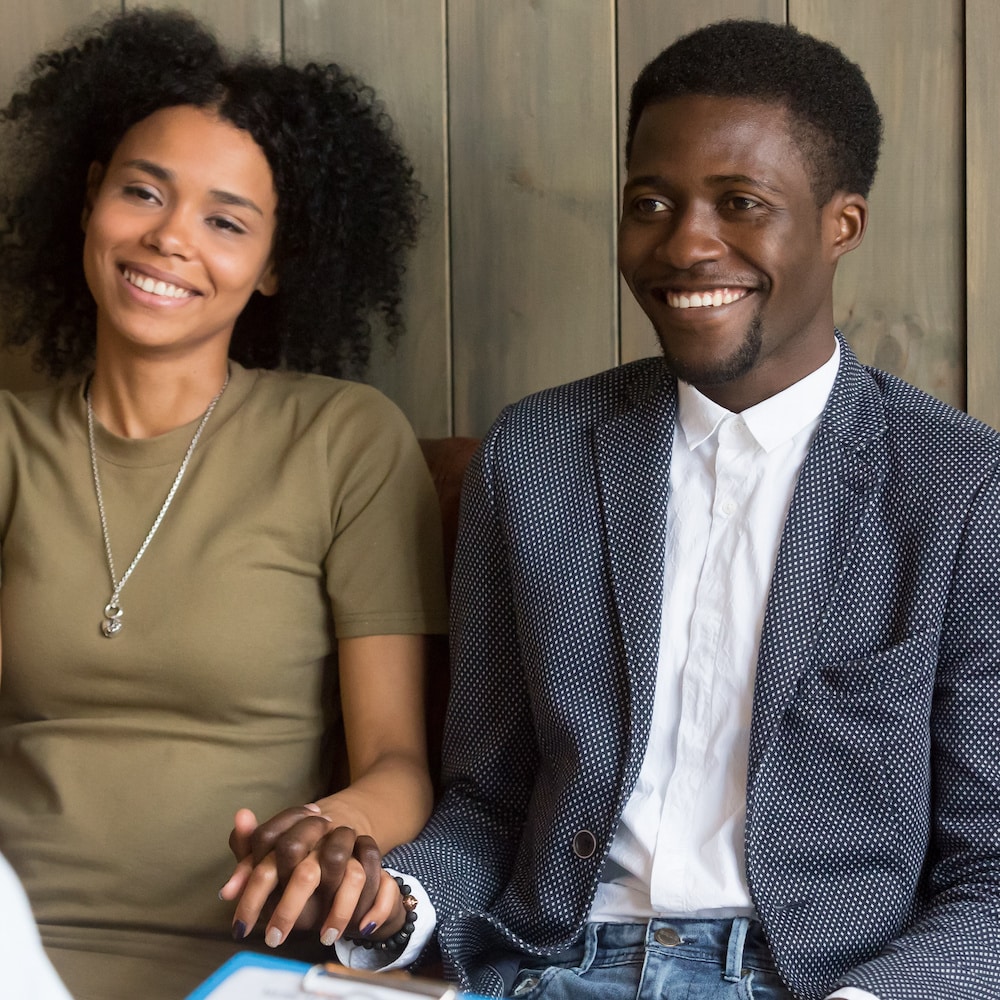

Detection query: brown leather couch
(418, 437), (479, 789)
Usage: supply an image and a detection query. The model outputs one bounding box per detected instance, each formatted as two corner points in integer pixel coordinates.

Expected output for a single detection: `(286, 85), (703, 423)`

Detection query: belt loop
(723, 916), (750, 982)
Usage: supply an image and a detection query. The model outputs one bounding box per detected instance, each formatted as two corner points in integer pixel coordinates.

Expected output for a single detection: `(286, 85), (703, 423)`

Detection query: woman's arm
(222, 633), (433, 946)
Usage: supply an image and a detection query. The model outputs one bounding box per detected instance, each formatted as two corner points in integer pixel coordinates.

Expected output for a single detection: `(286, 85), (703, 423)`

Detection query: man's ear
(826, 192), (868, 261)
(81, 162), (105, 231)
(256, 262), (279, 297)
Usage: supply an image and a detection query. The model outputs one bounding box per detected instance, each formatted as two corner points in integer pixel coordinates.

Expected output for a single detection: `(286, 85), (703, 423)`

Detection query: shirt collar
(677, 341), (840, 454)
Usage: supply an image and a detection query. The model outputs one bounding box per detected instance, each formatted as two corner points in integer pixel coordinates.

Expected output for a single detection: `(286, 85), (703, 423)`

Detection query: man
(329, 18), (1000, 999)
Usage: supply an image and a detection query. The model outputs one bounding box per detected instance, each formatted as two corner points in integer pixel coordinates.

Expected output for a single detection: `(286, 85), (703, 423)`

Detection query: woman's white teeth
(124, 268), (192, 299)
(667, 288), (747, 309)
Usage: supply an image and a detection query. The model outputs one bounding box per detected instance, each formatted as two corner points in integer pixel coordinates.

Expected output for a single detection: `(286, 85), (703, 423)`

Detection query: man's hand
(220, 806), (406, 946)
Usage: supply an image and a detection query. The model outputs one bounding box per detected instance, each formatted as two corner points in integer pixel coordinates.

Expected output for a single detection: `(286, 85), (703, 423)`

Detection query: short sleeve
(322, 384), (449, 638)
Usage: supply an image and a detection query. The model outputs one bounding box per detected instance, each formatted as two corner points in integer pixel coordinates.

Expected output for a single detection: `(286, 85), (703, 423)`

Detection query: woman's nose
(142, 209), (194, 258)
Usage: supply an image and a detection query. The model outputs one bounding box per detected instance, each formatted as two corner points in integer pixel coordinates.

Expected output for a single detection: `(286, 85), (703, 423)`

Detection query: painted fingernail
(232, 920), (247, 942)
(265, 927), (283, 948)
(320, 927), (340, 946)
(360, 921), (377, 938)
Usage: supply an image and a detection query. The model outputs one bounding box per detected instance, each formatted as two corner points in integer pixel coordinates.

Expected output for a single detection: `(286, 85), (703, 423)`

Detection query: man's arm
(834, 463), (1000, 998)
(386, 418), (540, 949)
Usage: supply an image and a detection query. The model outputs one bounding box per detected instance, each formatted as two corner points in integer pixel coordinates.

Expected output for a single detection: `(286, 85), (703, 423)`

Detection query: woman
(0, 9), (447, 999)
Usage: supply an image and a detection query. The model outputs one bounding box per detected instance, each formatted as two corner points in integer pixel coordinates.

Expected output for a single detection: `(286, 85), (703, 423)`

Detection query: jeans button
(654, 927), (681, 947)
(513, 976), (540, 996)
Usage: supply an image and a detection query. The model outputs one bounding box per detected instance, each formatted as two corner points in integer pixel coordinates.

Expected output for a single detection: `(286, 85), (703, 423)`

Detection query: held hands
(220, 805), (408, 948)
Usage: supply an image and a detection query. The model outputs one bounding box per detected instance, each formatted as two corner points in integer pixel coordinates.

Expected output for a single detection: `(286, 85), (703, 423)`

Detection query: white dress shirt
(591, 346), (840, 921)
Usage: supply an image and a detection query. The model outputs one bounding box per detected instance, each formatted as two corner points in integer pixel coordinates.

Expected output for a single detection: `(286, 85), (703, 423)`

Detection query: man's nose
(653, 204), (724, 269)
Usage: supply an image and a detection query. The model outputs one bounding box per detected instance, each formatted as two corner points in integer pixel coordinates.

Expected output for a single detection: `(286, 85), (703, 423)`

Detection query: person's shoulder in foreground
(0, 853), (74, 1000)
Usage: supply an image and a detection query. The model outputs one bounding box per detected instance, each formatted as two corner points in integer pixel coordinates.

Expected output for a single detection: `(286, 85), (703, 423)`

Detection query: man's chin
(658, 318), (763, 388)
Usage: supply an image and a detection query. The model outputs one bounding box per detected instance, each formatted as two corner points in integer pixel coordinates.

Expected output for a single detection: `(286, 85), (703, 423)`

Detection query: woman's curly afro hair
(625, 19), (883, 205)
(0, 7), (421, 379)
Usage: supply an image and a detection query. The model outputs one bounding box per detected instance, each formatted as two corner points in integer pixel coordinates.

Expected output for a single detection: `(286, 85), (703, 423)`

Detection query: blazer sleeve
(835, 462), (1000, 998)
(387, 410), (539, 952)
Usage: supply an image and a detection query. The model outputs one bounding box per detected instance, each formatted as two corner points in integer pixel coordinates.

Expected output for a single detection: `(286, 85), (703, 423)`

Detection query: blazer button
(572, 830), (597, 859)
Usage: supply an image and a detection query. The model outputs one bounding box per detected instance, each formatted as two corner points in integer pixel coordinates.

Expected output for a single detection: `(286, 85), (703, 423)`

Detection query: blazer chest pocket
(804, 628), (938, 703)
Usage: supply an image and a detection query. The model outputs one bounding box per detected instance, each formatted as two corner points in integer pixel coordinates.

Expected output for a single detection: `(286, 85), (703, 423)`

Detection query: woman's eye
(123, 185), (159, 204)
(208, 216), (247, 235)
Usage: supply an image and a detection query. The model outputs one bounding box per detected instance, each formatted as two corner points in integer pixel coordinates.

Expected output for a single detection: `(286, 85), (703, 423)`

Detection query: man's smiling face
(619, 94), (866, 412)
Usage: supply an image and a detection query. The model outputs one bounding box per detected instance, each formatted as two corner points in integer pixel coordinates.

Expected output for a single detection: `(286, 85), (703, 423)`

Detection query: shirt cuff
(334, 868), (437, 972)
(827, 989), (880, 1000)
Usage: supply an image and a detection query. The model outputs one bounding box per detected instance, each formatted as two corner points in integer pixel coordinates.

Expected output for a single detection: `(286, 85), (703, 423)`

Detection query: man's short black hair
(625, 19), (883, 203)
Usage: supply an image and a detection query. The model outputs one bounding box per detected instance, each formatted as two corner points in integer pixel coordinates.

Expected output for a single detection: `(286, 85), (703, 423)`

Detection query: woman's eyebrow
(122, 158), (265, 216)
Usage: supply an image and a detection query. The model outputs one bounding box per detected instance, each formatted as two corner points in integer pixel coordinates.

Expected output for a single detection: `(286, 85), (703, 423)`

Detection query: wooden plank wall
(1, 1), (993, 435)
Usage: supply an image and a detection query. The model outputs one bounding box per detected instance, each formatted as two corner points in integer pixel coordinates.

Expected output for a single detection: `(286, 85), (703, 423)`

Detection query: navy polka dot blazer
(388, 334), (1000, 1000)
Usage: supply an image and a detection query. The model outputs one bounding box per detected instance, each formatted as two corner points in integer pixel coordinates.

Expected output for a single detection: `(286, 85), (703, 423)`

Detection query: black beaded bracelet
(348, 875), (418, 952)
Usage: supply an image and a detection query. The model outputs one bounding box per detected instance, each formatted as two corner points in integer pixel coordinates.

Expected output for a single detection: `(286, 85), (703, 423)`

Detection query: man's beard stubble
(658, 314), (763, 389)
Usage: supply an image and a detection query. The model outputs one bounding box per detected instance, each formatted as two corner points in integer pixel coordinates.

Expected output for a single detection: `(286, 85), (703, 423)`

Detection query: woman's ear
(256, 262), (279, 297)
(80, 162), (105, 231)
(826, 192), (869, 262)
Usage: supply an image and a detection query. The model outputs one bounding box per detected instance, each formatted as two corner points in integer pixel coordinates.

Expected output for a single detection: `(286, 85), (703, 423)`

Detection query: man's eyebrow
(122, 158), (265, 216)
(622, 174), (668, 191)
(707, 173), (785, 195)
(623, 172), (785, 196)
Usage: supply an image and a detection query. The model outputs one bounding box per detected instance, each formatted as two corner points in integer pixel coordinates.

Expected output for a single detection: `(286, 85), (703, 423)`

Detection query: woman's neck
(88, 354), (231, 439)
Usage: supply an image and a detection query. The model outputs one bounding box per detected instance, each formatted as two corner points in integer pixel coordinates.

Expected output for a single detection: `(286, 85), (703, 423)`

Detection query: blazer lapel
(593, 364), (677, 777)
(748, 339), (890, 775)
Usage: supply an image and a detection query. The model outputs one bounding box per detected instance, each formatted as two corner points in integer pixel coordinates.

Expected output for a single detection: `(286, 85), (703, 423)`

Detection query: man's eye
(634, 197), (667, 214)
(728, 196), (760, 211)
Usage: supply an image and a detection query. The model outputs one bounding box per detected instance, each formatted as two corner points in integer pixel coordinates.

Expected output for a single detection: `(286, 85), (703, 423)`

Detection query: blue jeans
(508, 917), (792, 999)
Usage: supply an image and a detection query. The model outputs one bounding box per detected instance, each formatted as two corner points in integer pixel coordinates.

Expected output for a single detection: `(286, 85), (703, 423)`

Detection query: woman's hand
(220, 634), (432, 946)
(221, 805), (406, 946)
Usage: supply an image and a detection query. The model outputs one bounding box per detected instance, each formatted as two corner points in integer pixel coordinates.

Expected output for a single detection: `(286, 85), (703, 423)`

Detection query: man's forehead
(629, 95), (799, 161)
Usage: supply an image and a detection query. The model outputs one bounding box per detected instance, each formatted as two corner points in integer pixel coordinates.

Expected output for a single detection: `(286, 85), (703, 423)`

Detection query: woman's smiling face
(82, 104), (279, 364)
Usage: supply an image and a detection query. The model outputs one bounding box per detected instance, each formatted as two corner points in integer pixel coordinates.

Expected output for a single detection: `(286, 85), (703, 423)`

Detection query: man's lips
(120, 265), (198, 300)
(655, 287), (753, 309)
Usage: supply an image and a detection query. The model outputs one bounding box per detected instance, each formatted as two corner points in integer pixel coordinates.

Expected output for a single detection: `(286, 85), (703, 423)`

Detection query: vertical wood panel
(136, 0), (280, 53)
(284, 0), (450, 437)
(0, 0), (118, 393)
(448, 0), (617, 436)
(966, 0), (1000, 430)
(793, 0), (965, 410)
(617, 0), (785, 364)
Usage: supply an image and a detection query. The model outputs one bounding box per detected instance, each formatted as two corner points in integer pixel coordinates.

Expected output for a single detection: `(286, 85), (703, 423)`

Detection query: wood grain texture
(793, 0), (966, 411)
(617, 0), (786, 365)
(1, 0), (995, 428)
(448, 0), (618, 436)
(966, 0), (1000, 430)
(134, 0), (280, 53)
(284, 0), (451, 436)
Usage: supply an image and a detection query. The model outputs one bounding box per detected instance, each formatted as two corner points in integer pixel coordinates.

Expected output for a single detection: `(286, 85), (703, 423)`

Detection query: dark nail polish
(232, 919), (248, 942)
(360, 921), (377, 937)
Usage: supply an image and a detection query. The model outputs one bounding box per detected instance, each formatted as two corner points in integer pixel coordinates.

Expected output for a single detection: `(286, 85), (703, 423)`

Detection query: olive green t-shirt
(0, 363), (448, 999)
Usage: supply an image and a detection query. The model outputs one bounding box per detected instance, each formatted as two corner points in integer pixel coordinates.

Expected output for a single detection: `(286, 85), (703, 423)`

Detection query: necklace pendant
(102, 603), (123, 638)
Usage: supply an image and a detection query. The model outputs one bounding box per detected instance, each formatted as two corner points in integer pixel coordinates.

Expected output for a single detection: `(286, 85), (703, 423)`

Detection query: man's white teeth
(123, 268), (193, 299)
(666, 288), (748, 309)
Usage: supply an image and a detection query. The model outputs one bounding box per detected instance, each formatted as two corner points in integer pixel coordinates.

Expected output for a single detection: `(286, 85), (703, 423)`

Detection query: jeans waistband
(557, 916), (776, 981)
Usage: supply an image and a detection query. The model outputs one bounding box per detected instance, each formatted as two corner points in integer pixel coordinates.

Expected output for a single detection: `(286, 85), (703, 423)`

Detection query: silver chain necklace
(86, 371), (230, 638)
